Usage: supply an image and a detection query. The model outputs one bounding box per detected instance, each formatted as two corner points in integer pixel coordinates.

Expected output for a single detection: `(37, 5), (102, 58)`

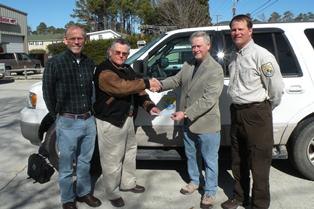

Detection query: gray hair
(110, 38), (131, 51)
(190, 31), (211, 44)
(65, 25), (86, 38)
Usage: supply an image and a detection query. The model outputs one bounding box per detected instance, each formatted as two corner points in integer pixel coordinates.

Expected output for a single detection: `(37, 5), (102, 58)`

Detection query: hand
(150, 107), (160, 116)
(149, 78), (162, 92)
(170, 111), (185, 121)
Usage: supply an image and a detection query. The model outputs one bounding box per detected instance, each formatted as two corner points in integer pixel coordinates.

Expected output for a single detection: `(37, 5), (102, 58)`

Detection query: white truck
(20, 22), (314, 180)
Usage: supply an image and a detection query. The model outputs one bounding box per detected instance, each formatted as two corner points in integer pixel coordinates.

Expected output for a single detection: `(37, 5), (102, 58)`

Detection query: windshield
(125, 34), (166, 65)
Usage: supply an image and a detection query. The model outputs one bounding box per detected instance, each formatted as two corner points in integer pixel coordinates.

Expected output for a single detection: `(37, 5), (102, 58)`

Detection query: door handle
(287, 85), (304, 94)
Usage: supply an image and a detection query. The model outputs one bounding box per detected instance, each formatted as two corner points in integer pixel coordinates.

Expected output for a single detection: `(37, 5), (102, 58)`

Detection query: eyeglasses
(66, 37), (84, 42)
(113, 50), (129, 57)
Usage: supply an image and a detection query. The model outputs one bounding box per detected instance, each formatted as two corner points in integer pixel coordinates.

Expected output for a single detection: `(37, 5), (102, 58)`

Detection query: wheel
(42, 123), (59, 170)
(289, 118), (314, 180)
(5, 66), (12, 76)
(33, 64), (42, 74)
(41, 123), (102, 176)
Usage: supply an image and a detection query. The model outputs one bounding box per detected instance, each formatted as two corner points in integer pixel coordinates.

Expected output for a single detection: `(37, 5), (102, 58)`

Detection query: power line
(251, 0), (279, 17)
(250, 0), (272, 15)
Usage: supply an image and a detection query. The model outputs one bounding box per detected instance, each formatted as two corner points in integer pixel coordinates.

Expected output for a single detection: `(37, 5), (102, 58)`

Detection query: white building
(87, 29), (120, 41)
(28, 34), (63, 52)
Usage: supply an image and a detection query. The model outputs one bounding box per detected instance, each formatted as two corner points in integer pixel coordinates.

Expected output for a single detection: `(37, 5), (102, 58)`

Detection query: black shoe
(221, 199), (243, 209)
(77, 194), (101, 207)
(121, 184), (145, 193)
(110, 197), (125, 207)
(62, 202), (77, 209)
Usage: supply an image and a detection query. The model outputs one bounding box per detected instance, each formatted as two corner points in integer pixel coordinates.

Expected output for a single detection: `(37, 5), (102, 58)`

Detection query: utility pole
(216, 15), (221, 25)
(208, 0), (211, 23)
(232, 0), (239, 16)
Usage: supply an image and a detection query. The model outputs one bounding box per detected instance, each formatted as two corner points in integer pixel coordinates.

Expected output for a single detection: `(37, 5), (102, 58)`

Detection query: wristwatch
(184, 112), (188, 118)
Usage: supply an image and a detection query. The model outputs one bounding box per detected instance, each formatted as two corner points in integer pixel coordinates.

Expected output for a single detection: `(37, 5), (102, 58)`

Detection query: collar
(108, 58), (129, 70)
(237, 39), (254, 55)
(194, 53), (210, 66)
(64, 49), (86, 61)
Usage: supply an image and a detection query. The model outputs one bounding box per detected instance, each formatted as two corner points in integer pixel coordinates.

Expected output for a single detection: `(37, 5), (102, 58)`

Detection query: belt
(60, 112), (91, 120)
(232, 100), (268, 110)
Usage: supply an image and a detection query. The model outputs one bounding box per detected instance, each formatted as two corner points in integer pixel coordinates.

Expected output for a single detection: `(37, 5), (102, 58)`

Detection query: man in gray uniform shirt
(221, 15), (284, 209)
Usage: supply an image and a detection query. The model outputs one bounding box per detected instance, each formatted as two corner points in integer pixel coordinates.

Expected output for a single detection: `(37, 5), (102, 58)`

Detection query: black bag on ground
(27, 153), (55, 184)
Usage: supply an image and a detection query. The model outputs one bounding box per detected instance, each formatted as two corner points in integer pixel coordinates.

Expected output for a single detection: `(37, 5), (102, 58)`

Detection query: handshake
(149, 78), (162, 92)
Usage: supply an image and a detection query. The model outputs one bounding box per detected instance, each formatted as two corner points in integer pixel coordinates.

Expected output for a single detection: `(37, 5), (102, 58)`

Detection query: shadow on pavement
(271, 159), (305, 179)
(136, 146), (236, 199)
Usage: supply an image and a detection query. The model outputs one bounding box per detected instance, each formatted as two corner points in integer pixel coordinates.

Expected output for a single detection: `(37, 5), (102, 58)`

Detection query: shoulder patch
(261, 62), (274, 77)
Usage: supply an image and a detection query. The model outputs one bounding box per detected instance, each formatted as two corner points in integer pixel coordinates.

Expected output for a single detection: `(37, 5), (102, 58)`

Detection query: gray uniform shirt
(227, 39), (284, 108)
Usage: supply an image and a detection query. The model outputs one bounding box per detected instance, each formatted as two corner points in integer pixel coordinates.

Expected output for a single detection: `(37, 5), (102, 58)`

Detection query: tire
(42, 123), (102, 176)
(43, 124), (59, 170)
(33, 64), (42, 74)
(5, 66), (12, 76)
(289, 118), (314, 180)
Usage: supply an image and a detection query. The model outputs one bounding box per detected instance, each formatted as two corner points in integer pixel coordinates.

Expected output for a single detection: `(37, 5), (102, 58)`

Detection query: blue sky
(0, 0), (313, 30)
(210, 0), (314, 24)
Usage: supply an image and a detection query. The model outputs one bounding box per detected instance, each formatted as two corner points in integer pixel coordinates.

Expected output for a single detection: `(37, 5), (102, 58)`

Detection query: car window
(20, 53), (30, 60)
(16, 53), (23, 60)
(222, 30), (301, 77)
(0, 53), (14, 59)
(146, 32), (216, 79)
(304, 28), (314, 49)
(147, 36), (193, 78)
(125, 34), (165, 65)
(274, 33), (301, 76)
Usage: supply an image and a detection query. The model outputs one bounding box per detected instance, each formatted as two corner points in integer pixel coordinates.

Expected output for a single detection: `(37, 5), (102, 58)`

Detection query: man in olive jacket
(160, 31), (224, 209)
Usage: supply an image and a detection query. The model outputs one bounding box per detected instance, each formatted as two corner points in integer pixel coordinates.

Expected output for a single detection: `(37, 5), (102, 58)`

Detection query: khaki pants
(96, 117), (137, 199)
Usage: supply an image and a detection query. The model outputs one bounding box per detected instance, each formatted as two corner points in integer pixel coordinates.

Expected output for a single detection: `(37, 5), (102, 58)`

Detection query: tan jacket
(161, 54), (224, 133)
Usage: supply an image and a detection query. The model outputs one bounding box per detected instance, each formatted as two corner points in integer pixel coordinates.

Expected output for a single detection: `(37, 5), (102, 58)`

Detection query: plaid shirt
(43, 49), (95, 115)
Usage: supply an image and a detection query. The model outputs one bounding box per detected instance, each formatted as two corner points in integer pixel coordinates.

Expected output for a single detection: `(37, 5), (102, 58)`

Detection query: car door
(219, 27), (311, 146)
(133, 31), (218, 147)
(18, 53), (33, 68)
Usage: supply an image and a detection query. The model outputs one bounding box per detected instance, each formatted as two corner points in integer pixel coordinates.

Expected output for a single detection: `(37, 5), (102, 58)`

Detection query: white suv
(20, 22), (314, 180)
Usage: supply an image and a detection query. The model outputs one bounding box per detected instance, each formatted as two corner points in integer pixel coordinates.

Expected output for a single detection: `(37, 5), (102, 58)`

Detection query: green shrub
(47, 42), (67, 56)
(46, 35), (156, 64)
(29, 49), (46, 54)
(83, 39), (112, 64)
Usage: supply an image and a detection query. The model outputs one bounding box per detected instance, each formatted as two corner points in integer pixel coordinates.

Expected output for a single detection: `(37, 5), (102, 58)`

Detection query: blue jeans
(56, 115), (96, 203)
(183, 127), (220, 196)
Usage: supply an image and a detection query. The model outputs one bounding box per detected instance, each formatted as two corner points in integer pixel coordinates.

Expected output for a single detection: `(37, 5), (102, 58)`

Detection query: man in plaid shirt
(43, 25), (101, 209)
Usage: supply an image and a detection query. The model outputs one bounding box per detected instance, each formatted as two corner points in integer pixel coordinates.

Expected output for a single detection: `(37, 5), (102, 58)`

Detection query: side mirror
(132, 60), (144, 74)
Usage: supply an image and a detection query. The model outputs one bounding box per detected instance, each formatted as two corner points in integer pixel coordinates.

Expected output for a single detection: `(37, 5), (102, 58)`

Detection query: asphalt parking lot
(0, 79), (314, 209)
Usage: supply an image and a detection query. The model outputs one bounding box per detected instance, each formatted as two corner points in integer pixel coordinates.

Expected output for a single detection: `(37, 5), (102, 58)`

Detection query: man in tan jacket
(158, 31), (224, 209)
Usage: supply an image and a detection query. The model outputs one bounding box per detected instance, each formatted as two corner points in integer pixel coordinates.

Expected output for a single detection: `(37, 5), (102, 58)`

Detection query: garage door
(1, 34), (24, 53)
